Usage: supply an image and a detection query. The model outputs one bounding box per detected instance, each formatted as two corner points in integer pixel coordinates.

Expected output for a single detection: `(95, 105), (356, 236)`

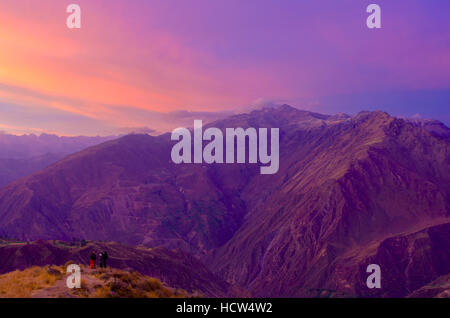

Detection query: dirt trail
(32, 267), (107, 298)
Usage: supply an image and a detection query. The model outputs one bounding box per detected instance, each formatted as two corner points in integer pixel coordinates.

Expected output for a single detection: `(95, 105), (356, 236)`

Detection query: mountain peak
(353, 110), (393, 125)
(277, 104), (297, 111)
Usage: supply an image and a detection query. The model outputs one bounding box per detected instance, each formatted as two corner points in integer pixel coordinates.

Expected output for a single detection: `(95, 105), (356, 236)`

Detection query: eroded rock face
(407, 274), (450, 298)
(322, 222), (450, 298)
(209, 109), (450, 297)
(0, 106), (448, 297)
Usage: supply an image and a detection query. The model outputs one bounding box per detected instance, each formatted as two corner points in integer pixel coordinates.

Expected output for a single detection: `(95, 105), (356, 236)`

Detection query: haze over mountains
(0, 105), (448, 297)
(0, 133), (118, 187)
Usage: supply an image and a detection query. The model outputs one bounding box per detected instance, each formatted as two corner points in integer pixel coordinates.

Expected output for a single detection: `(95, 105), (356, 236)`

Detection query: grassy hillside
(0, 264), (194, 298)
(0, 240), (242, 297)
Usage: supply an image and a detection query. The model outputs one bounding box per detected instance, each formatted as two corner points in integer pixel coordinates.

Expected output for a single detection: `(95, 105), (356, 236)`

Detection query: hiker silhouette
(101, 251), (108, 268)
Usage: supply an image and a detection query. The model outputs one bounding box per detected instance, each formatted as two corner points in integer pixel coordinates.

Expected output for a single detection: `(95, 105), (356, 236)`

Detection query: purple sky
(0, 0), (449, 135)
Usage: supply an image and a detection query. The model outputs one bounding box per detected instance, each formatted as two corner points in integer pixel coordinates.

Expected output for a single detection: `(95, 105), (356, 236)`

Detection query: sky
(0, 0), (449, 135)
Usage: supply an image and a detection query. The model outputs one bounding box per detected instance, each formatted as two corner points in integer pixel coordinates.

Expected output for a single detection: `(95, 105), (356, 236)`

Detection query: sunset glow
(0, 0), (449, 135)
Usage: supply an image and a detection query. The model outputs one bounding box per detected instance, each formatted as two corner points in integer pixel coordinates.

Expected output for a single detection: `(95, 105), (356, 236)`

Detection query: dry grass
(0, 265), (193, 298)
(90, 269), (190, 298)
(0, 265), (63, 298)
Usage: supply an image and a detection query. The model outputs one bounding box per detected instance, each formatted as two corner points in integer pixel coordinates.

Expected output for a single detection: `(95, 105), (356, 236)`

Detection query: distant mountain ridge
(406, 118), (450, 137)
(0, 133), (118, 159)
(0, 105), (448, 297)
(0, 133), (118, 187)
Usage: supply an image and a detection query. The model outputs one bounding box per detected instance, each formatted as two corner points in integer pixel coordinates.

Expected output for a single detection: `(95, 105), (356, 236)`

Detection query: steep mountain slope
(332, 222), (450, 298)
(407, 274), (450, 298)
(0, 134), (248, 255)
(0, 106), (337, 253)
(209, 110), (450, 297)
(0, 153), (62, 187)
(0, 105), (448, 297)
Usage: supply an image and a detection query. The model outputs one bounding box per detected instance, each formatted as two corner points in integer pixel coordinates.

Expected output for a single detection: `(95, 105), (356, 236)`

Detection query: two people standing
(90, 250), (108, 269)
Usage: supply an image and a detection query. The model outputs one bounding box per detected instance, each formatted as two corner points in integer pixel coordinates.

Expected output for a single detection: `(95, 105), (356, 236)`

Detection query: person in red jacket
(90, 251), (97, 269)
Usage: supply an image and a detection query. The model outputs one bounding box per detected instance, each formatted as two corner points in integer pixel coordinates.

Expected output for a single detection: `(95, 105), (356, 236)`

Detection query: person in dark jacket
(98, 252), (103, 268)
(90, 251), (97, 269)
(101, 251), (108, 268)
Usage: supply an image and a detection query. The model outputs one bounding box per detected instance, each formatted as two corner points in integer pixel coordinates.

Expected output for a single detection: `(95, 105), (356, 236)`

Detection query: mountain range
(0, 105), (448, 297)
(0, 133), (117, 187)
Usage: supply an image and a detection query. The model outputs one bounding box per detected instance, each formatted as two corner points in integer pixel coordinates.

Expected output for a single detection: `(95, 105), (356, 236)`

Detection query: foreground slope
(0, 240), (239, 297)
(0, 264), (192, 298)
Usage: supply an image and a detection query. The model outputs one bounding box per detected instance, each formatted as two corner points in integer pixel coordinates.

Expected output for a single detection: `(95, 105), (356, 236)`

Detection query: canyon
(0, 105), (448, 297)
